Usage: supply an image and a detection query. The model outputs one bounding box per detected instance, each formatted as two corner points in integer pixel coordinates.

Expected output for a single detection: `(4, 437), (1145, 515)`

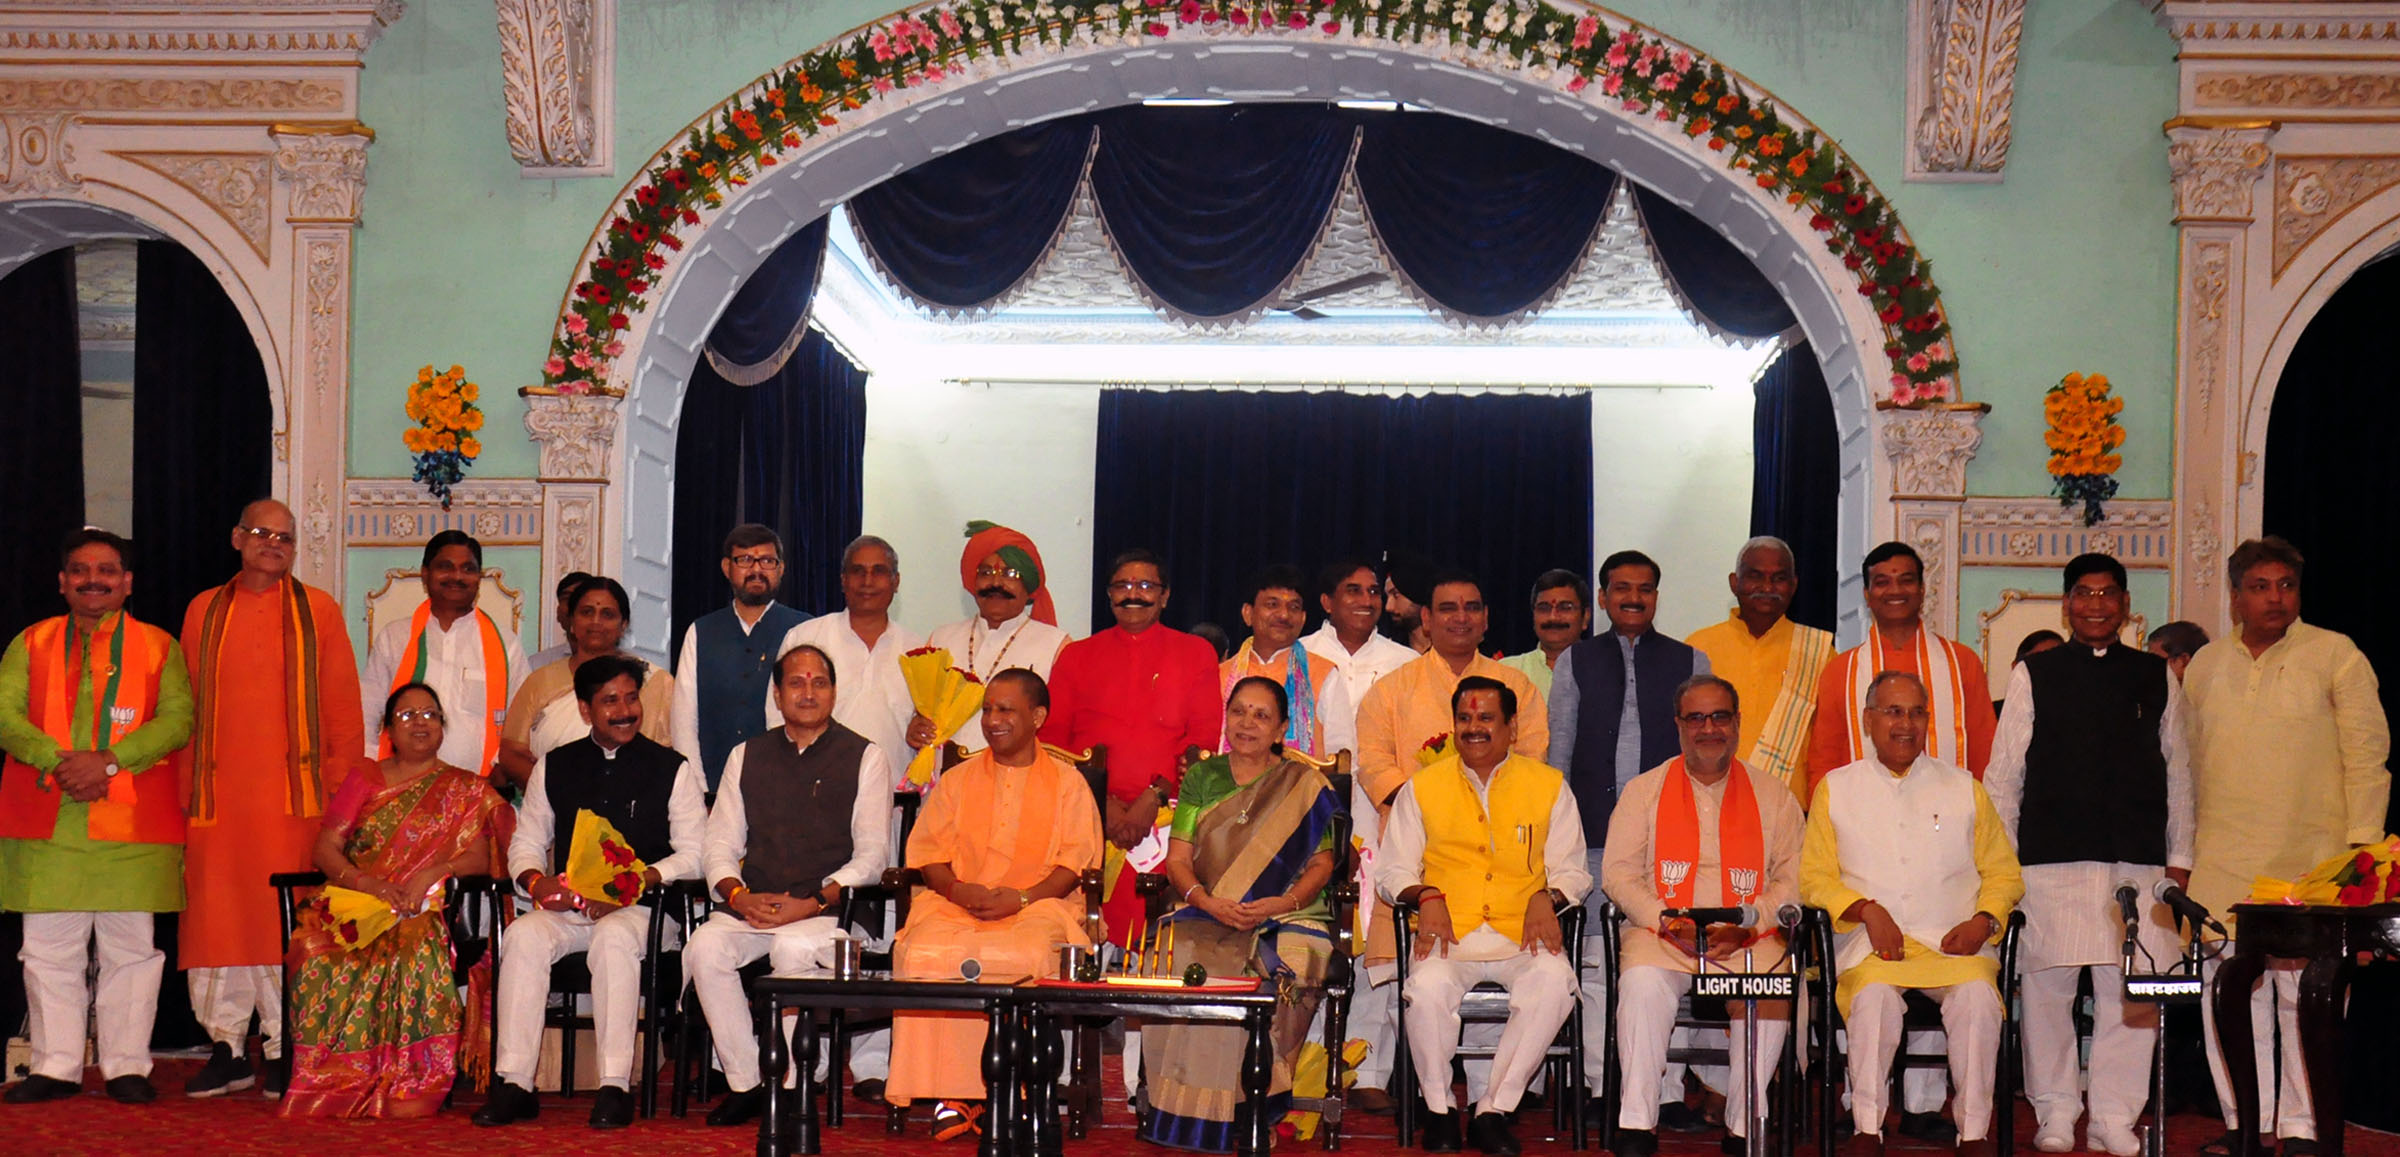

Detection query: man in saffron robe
(0, 528), (193, 1105)
(179, 499), (366, 1099)
(362, 530), (527, 781)
(1686, 536), (1834, 804)
(1805, 542), (1995, 801)
(912, 521), (1072, 757)
(885, 669), (1102, 1137)
(1219, 564), (1353, 758)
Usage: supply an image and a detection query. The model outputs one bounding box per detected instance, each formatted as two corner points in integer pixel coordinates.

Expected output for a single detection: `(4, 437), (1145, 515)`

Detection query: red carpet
(5, 1057), (2395, 1156)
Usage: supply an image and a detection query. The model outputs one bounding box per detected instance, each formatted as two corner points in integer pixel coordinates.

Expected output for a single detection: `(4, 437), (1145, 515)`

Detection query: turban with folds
(960, 520), (1055, 626)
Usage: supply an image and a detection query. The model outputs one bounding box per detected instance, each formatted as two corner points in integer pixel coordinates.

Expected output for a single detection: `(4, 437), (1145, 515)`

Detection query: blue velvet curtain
(1090, 389), (1592, 654)
(0, 249), (84, 643)
(705, 216), (828, 381)
(1750, 342), (1840, 631)
(1632, 186), (1798, 339)
(1354, 112), (1615, 319)
(848, 121), (1089, 311)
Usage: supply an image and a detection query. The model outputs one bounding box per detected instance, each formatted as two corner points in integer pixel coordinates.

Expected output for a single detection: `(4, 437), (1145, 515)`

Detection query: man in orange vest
(0, 528), (194, 1105)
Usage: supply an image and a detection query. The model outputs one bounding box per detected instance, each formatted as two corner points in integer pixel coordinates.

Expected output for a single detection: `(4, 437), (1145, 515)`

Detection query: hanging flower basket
(404, 364), (485, 509)
(2044, 371), (2124, 527)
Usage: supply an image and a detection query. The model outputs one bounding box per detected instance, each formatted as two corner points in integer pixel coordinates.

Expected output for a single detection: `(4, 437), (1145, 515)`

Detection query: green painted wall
(349, 0), (2179, 499)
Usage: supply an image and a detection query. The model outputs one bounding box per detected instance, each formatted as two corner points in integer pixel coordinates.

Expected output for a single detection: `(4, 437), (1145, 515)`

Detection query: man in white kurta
(1604, 676), (1805, 1157)
(361, 532), (528, 777)
(2184, 537), (2391, 1150)
(913, 523), (1072, 756)
(1802, 671), (2023, 1155)
(1983, 554), (2193, 1157)
(773, 535), (922, 768)
(1377, 676), (1589, 1155)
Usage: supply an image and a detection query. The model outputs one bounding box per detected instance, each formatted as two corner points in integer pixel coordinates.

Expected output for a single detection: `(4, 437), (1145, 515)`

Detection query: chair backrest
(361, 567), (527, 645)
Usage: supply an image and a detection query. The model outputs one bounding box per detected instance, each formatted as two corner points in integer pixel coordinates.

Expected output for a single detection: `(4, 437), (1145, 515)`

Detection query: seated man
(884, 669), (1102, 1141)
(688, 644), (893, 1127)
(1802, 671), (2023, 1157)
(1605, 676), (1805, 1157)
(1378, 676), (1589, 1157)
(476, 654), (705, 1129)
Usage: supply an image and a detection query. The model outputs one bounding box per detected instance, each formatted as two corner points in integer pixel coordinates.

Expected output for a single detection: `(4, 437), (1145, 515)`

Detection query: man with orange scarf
(911, 520), (1072, 757)
(1805, 542), (1996, 800)
(362, 530), (525, 781)
(179, 498), (365, 1099)
(1603, 675), (1805, 1157)
(0, 528), (193, 1106)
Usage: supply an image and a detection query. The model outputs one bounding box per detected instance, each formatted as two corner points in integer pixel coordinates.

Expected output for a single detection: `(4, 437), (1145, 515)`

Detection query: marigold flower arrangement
(403, 364), (486, 509)
(2044, 371), (2124, 527)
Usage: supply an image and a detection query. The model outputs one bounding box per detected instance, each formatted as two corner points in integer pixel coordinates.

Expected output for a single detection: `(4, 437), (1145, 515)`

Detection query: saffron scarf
(191, 576), (326, 825)
(1653, 757), (1766, 912)
(382, 602), (509, 779)
(1220, 639), (1321, 756)
(1839, 623), (1968, 765)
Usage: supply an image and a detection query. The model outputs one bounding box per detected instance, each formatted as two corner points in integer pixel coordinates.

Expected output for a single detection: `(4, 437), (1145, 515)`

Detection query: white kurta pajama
(1984, 658), (2195, 1139)
(923, 610), (1070, 754)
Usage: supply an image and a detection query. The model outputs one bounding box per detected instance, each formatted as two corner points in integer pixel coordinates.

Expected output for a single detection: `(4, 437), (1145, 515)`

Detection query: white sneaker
(2033, 1120), (2076, 1153)
(2087, 1121), (2142, 1157)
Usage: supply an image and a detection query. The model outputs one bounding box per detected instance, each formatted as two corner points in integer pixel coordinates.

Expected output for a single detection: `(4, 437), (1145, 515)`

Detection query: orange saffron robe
(1803, 631), (1994, 805)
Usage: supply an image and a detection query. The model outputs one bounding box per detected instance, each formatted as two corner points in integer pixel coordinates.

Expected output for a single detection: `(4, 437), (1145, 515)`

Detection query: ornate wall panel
(1905, 0), (2026, 182)
(1956, 498), (2176, 569)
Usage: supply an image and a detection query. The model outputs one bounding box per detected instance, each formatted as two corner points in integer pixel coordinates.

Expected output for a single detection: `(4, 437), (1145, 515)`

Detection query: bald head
(232, 497), (298, 584)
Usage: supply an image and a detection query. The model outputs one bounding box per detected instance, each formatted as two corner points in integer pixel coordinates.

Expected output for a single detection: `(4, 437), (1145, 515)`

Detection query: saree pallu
(280, 765), (506, 1119)
(1141, 759), (1340, 1153)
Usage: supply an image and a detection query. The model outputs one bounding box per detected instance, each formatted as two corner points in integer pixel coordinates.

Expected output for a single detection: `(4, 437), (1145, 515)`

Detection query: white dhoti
(187, 963), (285, 1058)
(1845, 981), (2001, 1141)
(2202, 955), (2315, 1140)
(494, 904), (660, 1091)
(21, 911), (162, 1082)
(684, 910), (845, 1092)
(2016, 862), (2183, 1133)
(1401, 927), (1578, 1116)
(1615, 965), (1787, 1135)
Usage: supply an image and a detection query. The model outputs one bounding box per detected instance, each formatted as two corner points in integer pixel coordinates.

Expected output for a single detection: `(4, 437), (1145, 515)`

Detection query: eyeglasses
(238, 526), (296, 546)
(1676, 710), (1736, 728)
(974, 564), (1024, 581)
(1866, 706), (1932, 723)
(392, 708), (445, 724)
(2065, 585), (2126, 603)
(1533, 600), (1583, 616)
(728, 554), (783, 571)
(1108, 579), (1165, 595)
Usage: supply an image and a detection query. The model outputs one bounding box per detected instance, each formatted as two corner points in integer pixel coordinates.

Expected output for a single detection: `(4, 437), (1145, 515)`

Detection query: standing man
(1685, 537), (1834, 803)
(2185, 538), (2390, 1156)
(1605, 676), (1806, 1157)
(912, 520), (1071, 756)
(1220, 564), (1354, 757)
(362, 530), (527, 782)
(774, 535), (921, 774)
(1984, 554), (2192, 1156)
(0, 529), (193, 1105)
(1802, 671), (2023, 1157)
(1042, 548), (1222, 945)
(1378, 676), (1588, 1156)
(672, 524), (810, 791)
(1501, 568), (1591, 700)
(179, 499), (366, 1099)
(477, 654), (705, 1129)
(2144, 621), (2209, 685)
(1807, 542), (1997, 801)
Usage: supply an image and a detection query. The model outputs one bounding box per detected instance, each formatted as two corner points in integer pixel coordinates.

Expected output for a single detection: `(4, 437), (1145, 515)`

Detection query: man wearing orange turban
(909, 522), (1073, 756)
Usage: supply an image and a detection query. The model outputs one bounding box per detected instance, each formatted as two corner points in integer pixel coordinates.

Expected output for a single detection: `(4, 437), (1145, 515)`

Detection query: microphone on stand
(1775, 903), (1804, 931)
(1662, 905), (1760, 929)
(2116, 880), (2142, 959)
(2153, 878), (2227, 937)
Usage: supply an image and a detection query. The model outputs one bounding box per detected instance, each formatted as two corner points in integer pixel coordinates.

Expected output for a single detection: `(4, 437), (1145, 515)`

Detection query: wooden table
(2216, 903), (2400, 1157)
(1014, 976), (1284, 1157)
(751, 975), (1026, 1157)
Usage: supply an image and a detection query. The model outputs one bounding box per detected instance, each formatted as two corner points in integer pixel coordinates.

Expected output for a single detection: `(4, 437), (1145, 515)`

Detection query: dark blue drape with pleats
(707, 216), (829, 372)
(1750, 343), (1840, 631)
(1633, 187), (1797, 339)
(0, 249), (84, 642)
(848, 121), (1089, 311)
(1090, 390), (1592, 654)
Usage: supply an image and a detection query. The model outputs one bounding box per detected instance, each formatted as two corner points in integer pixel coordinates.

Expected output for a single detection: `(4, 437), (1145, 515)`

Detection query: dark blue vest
(683, 601), (808, 790)
(1565, 630), (1699, 847)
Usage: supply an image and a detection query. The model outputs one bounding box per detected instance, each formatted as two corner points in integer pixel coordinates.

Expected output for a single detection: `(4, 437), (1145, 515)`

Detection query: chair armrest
(269, 871), (328, 891)
(882, 866), (926, 890)
(1135, 872), (1170, 897)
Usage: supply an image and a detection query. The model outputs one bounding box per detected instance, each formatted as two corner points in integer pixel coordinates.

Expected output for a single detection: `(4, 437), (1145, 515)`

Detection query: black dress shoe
(260, 1055), (290, 1100)
(1615, 1127), (1660, 1157)
(707, 1086), (767, 1127)
(1898, 1110), (1959, 1146)
(471, 1080), (539, 1126)
(588, 1085), (633, 1129)
(1421, 1109), (1465, 1152)
(1469, 1111), (1523, 1156)
(3, 1074), (81, 1103)
(104, 1075), (157, 1104)
(184, 1041), (255, 1098)
(851, 1077), (886, 1102)
(1658, 1099), (1711, 1133)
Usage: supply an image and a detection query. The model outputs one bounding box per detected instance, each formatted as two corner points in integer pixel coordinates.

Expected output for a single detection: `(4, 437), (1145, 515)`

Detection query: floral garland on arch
(2044, 371), (2124, 527)
(543, 0), (1957, 403)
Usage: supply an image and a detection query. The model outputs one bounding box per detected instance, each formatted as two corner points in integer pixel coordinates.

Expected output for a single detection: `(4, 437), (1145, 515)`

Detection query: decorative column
(1880, 401), (1989, 638)
(520, 387), (622, 651)
(272, 122), (374, 597)
(2165, 120), (2272, 634)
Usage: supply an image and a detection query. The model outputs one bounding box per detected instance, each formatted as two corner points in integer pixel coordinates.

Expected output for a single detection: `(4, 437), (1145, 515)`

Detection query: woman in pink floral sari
(279, 683), (509, 1118)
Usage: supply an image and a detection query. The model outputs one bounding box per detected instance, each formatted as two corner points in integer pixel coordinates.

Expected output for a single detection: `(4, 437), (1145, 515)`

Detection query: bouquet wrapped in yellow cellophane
(900, 646), (984, 789)
(1415, 732), (1453, 768)
(2248, 834), (2400, 907)
(322, 885), (403, 952)
(564, 809), (647, 907)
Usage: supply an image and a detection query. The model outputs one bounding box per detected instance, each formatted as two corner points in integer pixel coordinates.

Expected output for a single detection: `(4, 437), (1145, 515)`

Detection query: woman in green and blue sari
(1141, 675), (1343, 1151)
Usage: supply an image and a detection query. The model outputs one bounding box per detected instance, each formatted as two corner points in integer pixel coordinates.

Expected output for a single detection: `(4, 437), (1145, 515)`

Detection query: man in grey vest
(671, 524), (811, 792)
(687, 643), (894, 1127)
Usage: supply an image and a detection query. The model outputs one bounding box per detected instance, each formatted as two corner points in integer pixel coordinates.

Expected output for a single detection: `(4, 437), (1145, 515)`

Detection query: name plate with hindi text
(2124, 974), (2204, 1002)
(1691, 972), (1798, 1000)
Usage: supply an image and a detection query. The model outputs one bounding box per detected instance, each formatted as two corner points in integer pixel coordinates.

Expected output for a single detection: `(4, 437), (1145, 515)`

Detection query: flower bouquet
(2249, 835), (2400, 907)
(403, 364), (486, 510)
(564, 809), (647, 907)
(899, 645), (984, 789)
(1415, 732), (1453, 768)
(2044, 372), (2125, 527)
(321, 885), (402, 952)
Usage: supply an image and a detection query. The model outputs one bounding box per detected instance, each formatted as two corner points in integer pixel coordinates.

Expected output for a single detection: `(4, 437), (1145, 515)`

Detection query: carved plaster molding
(2272, 155), (2400, 277)
(0, 2), (404, 64)
(2185, 238), (2232, 421)
(2194, 72), (2400, 111)
(1905, 0), (2025, 183)
(0, 110), (80, 195)
(1957, 498), (2177, 568)
(2168, 123), (2273, 222)
(496, 0), (614, 177)
(272, 126), (371, 221)
(345, 478), (545, 546)
(116, 150), (273, 259)
(521, 390), (621, 480)
(1880, 404), (1988, 498)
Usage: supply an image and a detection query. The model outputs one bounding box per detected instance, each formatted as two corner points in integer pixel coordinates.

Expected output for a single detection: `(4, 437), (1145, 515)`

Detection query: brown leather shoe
(1350, 1086), (1396, 1115)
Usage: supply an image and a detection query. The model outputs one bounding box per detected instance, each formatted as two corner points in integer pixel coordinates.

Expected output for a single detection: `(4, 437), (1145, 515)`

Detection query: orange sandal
(932, 1099), (985, 1141)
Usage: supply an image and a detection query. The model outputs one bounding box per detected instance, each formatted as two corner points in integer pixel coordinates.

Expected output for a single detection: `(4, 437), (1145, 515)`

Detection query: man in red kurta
(1804, 540), (1995, 801)
(177, 499), (365, 1098)
(1039, 549), (1220, 946)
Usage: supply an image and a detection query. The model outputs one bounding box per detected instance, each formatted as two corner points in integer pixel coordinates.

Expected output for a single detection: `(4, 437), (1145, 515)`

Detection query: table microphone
(2116, 880), (2141, 958)
(1775, 903), (1804, 931)
(959, 958), (982, 981)
(1664, 905), (1759, 928)
(2153, 878), (2228, 937)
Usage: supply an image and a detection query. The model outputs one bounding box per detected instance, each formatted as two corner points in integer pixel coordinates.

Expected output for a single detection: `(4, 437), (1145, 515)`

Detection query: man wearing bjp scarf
(910, 521), (1072, 756)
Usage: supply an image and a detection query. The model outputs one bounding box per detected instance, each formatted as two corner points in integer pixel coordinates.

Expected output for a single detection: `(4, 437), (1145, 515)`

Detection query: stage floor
(3, 1055), (2392, 1156)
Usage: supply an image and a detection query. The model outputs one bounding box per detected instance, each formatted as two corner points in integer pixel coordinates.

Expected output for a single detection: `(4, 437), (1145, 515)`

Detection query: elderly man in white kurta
(1604, 675), (1805, 1157)
(1984, 553), (2193, 1157)
(771, 535), (922, 765)
(1803, 671), (2023, 1156)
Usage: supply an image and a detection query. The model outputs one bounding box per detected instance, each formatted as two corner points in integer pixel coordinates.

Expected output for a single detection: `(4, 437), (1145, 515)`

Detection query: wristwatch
(103, 761), (120, 778)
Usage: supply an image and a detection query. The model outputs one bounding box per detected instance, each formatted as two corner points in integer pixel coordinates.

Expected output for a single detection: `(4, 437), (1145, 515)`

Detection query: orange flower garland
(2044, 372), (2124, 526)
